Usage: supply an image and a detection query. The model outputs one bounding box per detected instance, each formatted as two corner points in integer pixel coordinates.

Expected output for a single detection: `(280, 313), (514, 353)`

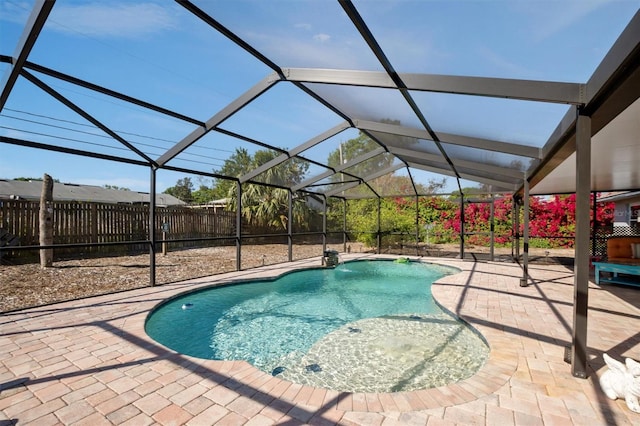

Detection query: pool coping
(137, 254), (517, 413)
(141, 254), (510, 412)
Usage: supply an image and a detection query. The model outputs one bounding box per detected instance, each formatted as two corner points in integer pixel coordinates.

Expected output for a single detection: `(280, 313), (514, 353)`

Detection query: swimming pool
(145, 259), (489, 392)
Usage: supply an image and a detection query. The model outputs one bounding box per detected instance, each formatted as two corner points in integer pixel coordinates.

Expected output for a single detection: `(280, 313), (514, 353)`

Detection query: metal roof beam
(0, 135), (150, 167)
(339, 0), (462, 183)
(177, 0), (284, 78)
(409, 162), (516, 190)
(354, 162), (405, 184)
(284, 68), (585, 105)
(157, 74), (280, 166)
(356, 119), (542, 159)
(239, 121), (350, 183)
(291, 146), (385, 192)
(438, 132), (541, 159)
(323, 180), (362, 198)
(0, 0), (54, 111)
(292, 169), (334, 192)
(21, 70), (155, 165)
(389, 146), (526, 179)
(21, 61), (204, 126)
(525, 10), (640, 193)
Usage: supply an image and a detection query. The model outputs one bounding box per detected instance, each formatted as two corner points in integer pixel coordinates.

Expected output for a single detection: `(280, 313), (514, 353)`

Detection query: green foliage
(191, 185), (216, 205)
(327, 132), (392, 183)
(212, 148), (253, 200)
(163, 177), (194, 203)
(14, 176), (60, 182)
(222, 148), (312, 231)
(104, 184), (130, 191)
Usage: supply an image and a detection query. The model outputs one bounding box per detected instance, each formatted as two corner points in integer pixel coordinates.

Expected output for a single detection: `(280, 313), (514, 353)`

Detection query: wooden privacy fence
(0, 200), (236, 260)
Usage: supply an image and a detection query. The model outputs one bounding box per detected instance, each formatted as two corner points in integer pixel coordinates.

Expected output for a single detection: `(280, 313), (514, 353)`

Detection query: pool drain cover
(305, 363), (322, 373)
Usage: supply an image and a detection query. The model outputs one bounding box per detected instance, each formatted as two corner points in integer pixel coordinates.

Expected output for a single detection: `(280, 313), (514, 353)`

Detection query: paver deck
(1, 254), (639, 425)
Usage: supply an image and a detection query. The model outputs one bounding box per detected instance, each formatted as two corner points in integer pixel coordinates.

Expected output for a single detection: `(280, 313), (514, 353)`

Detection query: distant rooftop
(0, 179), (185, 207)
(597, 191), (640, 203)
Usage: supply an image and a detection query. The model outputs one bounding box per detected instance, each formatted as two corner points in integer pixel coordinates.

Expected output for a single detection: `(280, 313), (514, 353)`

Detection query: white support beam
(585, 10), (640, 106)
(357, 119), (542, 159)
(407, 162), (515, 190)
(240, 121), (350, 183)
(402, 73), (585, 105)
(323, 164), (405, 198)
(157, 74), (280, 166)
(389, 146), (526, 179)
(407, 162), (457, 178)
(526, 11), (640, 194)
(284, 67), (585, 104)
(323, 180), (362, 198)
(402, 155), (519, 187)
(0, 0), (54, 111)
(438, 132), (542, 159)
(291, 146), (385, 192)
(356, 163), (406, 184)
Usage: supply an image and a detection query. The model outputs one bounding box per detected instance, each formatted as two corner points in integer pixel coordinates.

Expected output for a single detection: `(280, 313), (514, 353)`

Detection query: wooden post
(39, 174), (54, 268)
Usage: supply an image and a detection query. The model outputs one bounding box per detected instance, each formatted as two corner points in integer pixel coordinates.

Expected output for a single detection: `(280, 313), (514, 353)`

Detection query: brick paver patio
(1, 254), (639, 425)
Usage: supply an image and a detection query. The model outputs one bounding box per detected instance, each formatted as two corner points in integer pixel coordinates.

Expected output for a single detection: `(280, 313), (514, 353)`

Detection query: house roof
(0, 179), (185, 207)
(597, 191), (640, 204)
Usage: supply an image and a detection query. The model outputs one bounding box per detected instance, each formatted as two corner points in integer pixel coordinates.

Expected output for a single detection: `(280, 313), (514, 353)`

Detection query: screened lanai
(1, 0), (640, 381)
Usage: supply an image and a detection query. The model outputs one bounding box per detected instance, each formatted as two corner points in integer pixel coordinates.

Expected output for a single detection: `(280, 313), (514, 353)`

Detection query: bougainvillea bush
(355, 193), (615, 249)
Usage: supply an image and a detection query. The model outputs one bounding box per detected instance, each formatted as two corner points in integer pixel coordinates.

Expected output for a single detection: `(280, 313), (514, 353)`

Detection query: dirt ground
(0, 243), (574, 313)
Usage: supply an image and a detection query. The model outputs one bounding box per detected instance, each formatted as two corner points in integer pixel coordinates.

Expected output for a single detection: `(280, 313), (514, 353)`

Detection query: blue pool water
(145, 260), (459, 371)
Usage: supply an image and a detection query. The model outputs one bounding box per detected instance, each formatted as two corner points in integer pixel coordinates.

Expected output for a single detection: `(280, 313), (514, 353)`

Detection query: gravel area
(0, 243), (572, 313)
(0, 244), (359, 313)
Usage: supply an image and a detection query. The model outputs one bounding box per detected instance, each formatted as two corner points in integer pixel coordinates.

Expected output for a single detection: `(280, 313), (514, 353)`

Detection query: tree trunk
(39, 174), (54, 268)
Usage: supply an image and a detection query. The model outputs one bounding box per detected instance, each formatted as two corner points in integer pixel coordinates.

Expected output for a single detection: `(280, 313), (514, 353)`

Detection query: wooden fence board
(0, 200), (236, 260)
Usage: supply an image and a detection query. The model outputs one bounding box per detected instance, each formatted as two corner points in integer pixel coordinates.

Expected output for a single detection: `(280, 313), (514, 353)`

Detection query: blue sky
(1, 0), (638, 194)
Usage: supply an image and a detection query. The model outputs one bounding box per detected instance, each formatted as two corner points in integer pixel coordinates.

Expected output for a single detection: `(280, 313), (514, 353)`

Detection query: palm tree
(221, 148), (312, 231)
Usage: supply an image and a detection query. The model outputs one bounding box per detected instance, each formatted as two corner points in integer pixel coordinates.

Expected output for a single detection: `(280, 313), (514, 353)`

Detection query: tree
(192, 184), (216, 205)
(14, 176), (60, 182)
(327, 132), (393, 183)
(104, 184), (130, 191)
(163, 177), (194, 203)
(220, 148), (312, 231)
(212, 148), (253, 200)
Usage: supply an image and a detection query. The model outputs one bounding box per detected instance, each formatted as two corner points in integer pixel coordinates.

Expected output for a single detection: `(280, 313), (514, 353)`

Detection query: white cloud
(0, 1), (31, 25)
(313, 33), (331, 43)
(46, 2), (178, 39)
(244, 30), (378, 69)
(295, 23), (312, 31)
(516, 0), (612, 42)
(475, 46), (538, 79)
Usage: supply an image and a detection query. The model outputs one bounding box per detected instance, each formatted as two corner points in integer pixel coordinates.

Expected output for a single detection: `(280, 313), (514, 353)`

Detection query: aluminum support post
(236, 183), (242, 271)
(322, 196), (327, 254)
(288, 190), (293, 262)
(521, 178), (530, 287)
(415, 195), (420, 256)
(571, 112), (591, 379)
(459, 195), (465, 259)
(511, 199), (516, 259)
(490, 193), (495, 262)
(343, 199), (347, 252)
(149, 167), (157, 286)
(592, 192), (597, 258)
(514, 200), (521, 260)
(377, 198), (381, 254)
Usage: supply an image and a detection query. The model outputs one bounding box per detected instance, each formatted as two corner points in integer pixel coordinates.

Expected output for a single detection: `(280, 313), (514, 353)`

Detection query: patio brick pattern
(1, 254), (639, 425)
